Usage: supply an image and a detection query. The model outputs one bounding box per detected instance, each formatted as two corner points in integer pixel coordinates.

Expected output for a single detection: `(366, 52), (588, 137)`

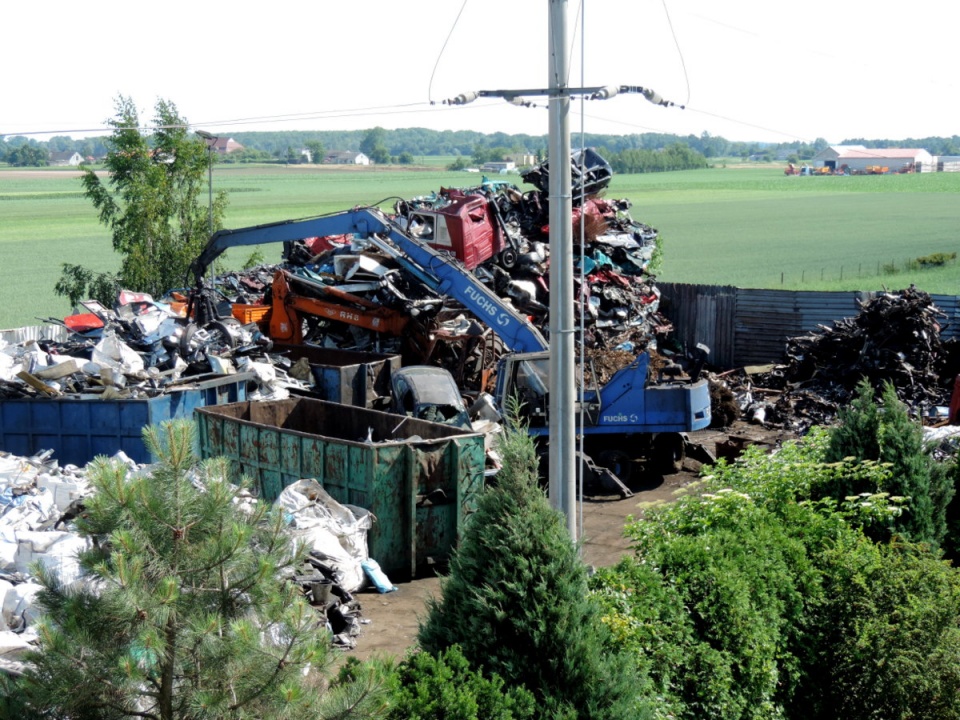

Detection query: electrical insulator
(444, 91), (479, 106)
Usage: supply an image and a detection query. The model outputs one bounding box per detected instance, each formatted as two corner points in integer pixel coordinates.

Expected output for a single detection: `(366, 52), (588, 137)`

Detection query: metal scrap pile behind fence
(659, 282), (960, 369)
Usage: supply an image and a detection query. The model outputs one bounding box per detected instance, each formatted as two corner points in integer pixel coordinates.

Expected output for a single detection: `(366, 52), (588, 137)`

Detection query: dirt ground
(347, 420), (795, 662)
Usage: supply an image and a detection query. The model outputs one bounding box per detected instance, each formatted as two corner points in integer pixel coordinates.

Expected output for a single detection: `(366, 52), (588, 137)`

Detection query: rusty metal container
(272, 344), (401, 409)
(195, 397), (485, 579)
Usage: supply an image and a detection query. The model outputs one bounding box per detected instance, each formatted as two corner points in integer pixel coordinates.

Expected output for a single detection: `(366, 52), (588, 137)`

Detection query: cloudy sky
(5, 0), (957, 145)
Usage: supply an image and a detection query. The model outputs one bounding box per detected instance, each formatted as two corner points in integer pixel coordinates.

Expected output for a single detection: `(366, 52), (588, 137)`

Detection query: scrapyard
(0, 149), (714, 664)
(2, 148), (960, 668)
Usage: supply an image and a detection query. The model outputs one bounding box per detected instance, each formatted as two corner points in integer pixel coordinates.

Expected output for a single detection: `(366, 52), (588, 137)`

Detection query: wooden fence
(658, 284), (960, 370)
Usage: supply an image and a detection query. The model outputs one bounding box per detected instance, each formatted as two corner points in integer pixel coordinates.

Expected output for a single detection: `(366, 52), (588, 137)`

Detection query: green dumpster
(195, 396), (485, 579)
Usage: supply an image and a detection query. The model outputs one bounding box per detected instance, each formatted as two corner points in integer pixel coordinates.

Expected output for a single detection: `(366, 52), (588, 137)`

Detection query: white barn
(811, 145), (934, 173)
(325, 151), (370, 165)
(937, 156), (960, 172)
(48, 151), (84, 166)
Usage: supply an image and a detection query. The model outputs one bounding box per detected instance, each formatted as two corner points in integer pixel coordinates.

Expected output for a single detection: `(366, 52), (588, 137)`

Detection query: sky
(5, 0), (959, 146)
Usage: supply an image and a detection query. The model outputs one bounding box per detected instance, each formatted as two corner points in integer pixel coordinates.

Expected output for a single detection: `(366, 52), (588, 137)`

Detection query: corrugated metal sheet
(0, 325), (68, 345)
(734, 289), (868, 365)
(931, 294), (960, 341)
(659, 283), (737, 367)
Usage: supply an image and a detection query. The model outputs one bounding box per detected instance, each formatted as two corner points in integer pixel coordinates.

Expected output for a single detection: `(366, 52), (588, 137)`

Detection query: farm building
(48, 151), (84, 166)
(325, 151), (370, 165)
(937, 156), (960, 172)
(506, 153), (537, 167)
(811, 145), (934, 173)
(480, 161), (517, 173)
(206, 137), (244, 155)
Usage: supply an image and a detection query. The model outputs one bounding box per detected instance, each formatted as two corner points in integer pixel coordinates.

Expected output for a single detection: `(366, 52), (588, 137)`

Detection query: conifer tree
(825, 377), (882, 464)
(417, 412), (645, 719)
(826, 379), (953, 547)
(6, 420), (386, 720)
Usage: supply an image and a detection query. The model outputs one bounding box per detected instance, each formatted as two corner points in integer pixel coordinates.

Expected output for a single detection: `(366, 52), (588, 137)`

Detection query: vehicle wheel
(178, 323), (199, 357)
(595, 449), (633, 485)
(499, 248), (518, 269)
(653, 433), (686, 475)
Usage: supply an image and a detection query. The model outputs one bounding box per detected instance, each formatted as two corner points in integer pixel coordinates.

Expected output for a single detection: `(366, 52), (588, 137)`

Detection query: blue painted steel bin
(0, 373), (253, 466)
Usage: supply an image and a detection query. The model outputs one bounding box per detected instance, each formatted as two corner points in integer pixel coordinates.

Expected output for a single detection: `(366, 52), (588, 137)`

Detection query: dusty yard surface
(348, 421), (795, 662)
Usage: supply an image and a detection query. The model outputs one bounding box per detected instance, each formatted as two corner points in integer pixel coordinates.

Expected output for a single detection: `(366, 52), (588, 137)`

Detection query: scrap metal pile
(0, 148), (685, 448)
(0, 292), (300, 402)
(726, 286), (960, 433)
(194, 148), (675, 394)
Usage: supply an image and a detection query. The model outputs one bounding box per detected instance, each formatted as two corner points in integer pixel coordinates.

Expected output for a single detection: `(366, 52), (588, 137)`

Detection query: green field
(609, 168), (960, 292)
(1, 164), (958, 331)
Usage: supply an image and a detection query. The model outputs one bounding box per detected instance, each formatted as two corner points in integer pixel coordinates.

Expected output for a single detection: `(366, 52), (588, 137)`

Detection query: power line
(427, 0), (470, 105)
(660, 0), (691, 108)
(1, 101), (466, 139)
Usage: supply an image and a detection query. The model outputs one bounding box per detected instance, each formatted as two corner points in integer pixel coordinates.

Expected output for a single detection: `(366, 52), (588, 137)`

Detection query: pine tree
(876, 382), (950, 546)
(825, 376), (882, 464)
(417, 413), (645, 719)
(826, 379), (953, 547)
(6, 420), (386, 720)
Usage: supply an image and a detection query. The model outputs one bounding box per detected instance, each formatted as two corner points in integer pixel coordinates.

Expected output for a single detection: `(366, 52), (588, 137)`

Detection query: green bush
(383, 645), (535, 720)
(916, 251), (957, 267)
(596, 483), (821, 718)
(593, 429), (960, 719)
(825, 378), (954, 547)
(797, 535), (960, 719)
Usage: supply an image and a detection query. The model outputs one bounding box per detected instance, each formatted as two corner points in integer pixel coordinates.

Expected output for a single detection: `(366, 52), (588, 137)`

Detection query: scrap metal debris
(181, 148), (679, 394)
(0, 292), (308, 401)
(0, 149), (686, 409)
(713, 286), (960, 433)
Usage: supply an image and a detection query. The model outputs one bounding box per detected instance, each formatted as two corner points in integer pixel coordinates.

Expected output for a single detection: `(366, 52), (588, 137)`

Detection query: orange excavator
(266, 268), (411, 345)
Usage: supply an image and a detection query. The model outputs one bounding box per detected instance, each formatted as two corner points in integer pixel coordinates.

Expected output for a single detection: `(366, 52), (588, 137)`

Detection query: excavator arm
(190, 207), (549, 354)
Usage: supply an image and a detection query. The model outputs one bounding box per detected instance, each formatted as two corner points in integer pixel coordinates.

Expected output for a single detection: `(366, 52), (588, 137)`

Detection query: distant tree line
(4, 126), (960, 168)
(0, 135), (111, 166)
(603, 142), (710, 173)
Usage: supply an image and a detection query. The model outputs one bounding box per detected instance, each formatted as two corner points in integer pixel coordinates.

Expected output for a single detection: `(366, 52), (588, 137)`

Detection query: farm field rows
(1, 164), (958, 331)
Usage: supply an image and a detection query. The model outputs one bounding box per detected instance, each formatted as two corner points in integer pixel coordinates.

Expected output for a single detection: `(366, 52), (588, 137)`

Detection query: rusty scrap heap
(748, 286), (960, 432)
(198, 149), (676, 391)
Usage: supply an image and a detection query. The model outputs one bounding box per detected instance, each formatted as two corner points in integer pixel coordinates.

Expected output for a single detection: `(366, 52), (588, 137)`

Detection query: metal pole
(207, 147), (213, 236)
(195, 130), (215, 239)
(548, 0), (576, 539)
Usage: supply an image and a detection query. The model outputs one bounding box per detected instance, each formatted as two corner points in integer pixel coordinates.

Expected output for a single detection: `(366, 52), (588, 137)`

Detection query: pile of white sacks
(0, 448), (379, 675)
(0, 448), (100, 675)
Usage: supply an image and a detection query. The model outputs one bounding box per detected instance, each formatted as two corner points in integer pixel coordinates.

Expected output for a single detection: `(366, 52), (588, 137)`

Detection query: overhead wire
(2, 101), (484, 139)
(7, 2), (886, 147)
(660, 0), (691, 108)
(427, 0), (470, 105)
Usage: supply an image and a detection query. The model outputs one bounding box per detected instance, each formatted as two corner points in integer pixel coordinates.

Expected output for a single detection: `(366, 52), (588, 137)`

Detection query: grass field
(608, 168), (960, 292)
(1, 164), (958, 331)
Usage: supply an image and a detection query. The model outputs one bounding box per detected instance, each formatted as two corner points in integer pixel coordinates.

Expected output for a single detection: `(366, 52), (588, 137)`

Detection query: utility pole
(547, 0), (577, 538)
(194, 130), (217, 238)
(443, 9), (681, 540)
